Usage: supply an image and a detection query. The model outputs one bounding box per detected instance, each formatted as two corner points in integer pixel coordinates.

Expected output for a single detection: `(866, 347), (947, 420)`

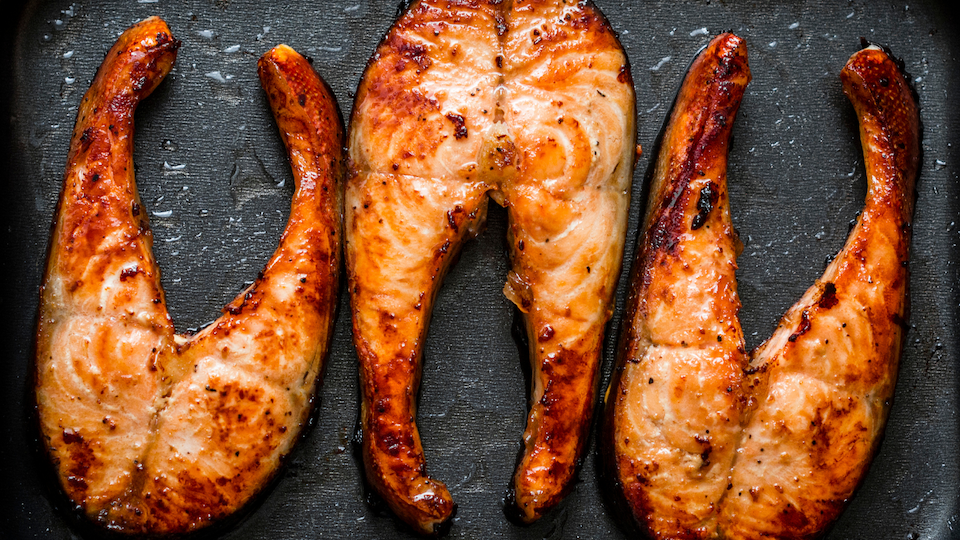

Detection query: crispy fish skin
(718, 44), (919, 540)
(346, 0), (634, 532)
(601, 34), (750, 539)
(34, 19), (343, 535)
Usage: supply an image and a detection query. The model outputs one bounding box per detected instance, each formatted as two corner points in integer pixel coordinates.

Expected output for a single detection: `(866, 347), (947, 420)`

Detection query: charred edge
(344, 0), (420, 132)
(643, 37), (746, 264)
(858, 37), (908, 78)
(691, 181), (718, 230)
(131, 31), (179, 91)
(395, 0), (414, 20)
(311, 68), (348, 157)
(576, 0), (633, 59)
(891, 311), (910, 331)
(429, 508), (456, 537)
(849, 39), (921, 138)
(788, 310), (812, 343)
(851, 41), (923, 213)
(119, 266), (141, 282)
(79, 127), (94, 151)
(504, 308), (533, 524)
(503, 482), (525, 524)
(817, 282), (839, 309)
(445, 112), (468, 139)
(510, 345), (602, 524)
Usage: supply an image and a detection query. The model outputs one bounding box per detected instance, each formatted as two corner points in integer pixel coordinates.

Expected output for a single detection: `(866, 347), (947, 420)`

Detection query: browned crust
(631, 33), (750, 342)
(842, 45), (919, 216)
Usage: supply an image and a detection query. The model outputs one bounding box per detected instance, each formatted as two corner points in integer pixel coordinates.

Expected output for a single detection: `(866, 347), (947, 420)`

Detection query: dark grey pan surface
(1, 0), (958, 538)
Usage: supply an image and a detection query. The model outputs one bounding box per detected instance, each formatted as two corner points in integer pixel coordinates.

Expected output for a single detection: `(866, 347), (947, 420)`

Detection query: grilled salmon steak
(34, 18), (344, 535)
(603, 37), (919, 539)
(346, 0), (635, 532)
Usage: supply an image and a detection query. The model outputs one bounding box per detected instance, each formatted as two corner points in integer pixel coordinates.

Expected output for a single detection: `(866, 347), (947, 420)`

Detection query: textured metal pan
(1, 0), (958, 538)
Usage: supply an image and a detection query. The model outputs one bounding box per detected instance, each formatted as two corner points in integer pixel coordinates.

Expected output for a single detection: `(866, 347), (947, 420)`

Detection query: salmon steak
(34, 18), (344, 535)
(602, 36), (919, 539)
(346, 0), (635, 533)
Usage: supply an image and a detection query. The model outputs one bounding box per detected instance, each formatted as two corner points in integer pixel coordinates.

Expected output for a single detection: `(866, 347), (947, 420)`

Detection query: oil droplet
(204, 71), (227, 83)
(649, 56), (671, 71)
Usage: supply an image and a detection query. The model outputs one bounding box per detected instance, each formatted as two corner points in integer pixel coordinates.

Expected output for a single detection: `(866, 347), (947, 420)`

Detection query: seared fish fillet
(346, 0), (635, 532)
(603, 38), (919, 540)
(34, 19), (343, 535)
